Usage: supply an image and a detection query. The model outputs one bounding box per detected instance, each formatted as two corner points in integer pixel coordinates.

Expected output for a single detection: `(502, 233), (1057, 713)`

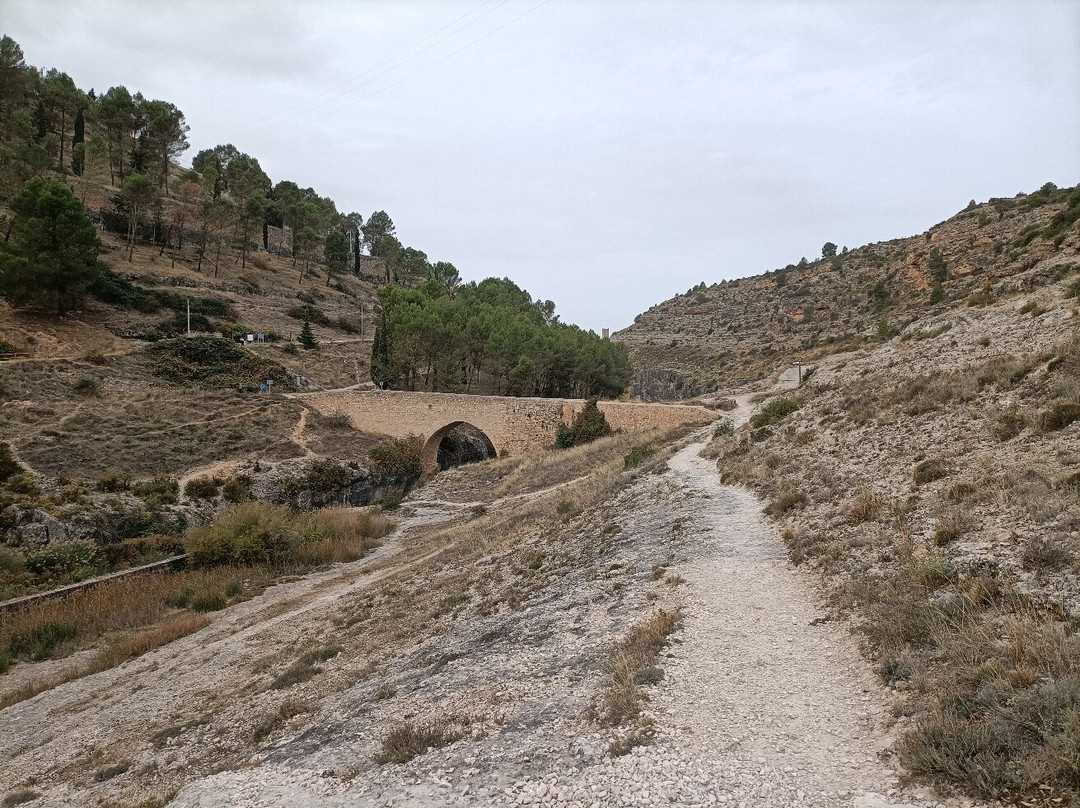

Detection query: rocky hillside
(617, 183), (1080, 398)
(699, 243), (1080, 800)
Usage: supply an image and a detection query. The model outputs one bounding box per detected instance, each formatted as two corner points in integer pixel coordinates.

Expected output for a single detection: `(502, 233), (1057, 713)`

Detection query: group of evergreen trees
(0, 34), (631, 400)
(370, 277), (631, 399)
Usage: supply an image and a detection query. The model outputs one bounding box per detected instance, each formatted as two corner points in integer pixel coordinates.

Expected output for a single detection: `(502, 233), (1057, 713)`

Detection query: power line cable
(251, 0), (551, 142)
(235, 0), (512, 138)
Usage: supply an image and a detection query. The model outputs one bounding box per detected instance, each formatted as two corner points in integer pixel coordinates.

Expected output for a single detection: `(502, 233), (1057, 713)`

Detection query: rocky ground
(1, 397), (984, 808)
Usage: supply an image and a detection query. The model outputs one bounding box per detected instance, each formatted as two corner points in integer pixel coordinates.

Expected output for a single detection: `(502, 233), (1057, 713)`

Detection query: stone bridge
(299, 390), (718, 474)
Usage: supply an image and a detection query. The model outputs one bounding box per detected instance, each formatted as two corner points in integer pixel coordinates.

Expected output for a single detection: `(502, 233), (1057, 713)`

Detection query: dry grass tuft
(595, 608), (680, 726)
(373, 718), (474, 764)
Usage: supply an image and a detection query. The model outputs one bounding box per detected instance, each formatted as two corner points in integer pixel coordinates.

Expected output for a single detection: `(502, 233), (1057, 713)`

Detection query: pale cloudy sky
(4, 1), (1079, 331)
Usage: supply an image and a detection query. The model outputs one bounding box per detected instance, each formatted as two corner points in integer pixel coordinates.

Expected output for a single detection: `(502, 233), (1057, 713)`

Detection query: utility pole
(186, 297), (191, 336)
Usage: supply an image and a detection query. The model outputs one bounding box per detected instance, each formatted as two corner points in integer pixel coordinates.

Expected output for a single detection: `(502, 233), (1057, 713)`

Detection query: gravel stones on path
(168, 424), (978, 808)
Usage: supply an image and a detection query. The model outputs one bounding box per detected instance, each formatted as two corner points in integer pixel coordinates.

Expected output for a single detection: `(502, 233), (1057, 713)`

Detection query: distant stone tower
(602, 328), (609, 340)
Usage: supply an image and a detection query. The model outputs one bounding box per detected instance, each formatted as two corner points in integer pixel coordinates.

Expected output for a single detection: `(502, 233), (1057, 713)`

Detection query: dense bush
(186, 501), (299, 567)
(369, 436), (424, 478)
(556, 400), (612, 448)
(184, 476), (222, 500)
(90, 269), (235, 320)
(750, 397), (798, 428)
(146, 337), (293, 390)
(133, 474), (179, 505)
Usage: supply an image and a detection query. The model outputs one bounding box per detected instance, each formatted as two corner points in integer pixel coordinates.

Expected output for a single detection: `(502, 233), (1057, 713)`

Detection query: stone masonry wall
(302, 390), (716, 468)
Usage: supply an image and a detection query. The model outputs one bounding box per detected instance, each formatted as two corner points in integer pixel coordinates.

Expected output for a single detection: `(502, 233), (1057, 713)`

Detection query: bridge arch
(421, 421), (498, 476)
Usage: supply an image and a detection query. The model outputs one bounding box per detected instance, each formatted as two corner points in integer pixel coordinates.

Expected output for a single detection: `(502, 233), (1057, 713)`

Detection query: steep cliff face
(616, 185), (1079, 397)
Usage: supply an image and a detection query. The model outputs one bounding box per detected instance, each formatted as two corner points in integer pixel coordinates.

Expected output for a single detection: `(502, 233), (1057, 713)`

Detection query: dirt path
(628, 434), (943, 807)
(290, 406), (315, 457)
(1, 395), (974, 808)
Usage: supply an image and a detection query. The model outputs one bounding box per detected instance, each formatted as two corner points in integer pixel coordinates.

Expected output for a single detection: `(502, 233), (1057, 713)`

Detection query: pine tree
(71, 107), (85, 175)
(298, 320), (318, 350)
(0, 177), (102, 314)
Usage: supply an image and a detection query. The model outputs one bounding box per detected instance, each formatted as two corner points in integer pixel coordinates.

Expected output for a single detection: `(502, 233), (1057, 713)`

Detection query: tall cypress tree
(370, 312), (391, 388)
(71, 107), (85, 175)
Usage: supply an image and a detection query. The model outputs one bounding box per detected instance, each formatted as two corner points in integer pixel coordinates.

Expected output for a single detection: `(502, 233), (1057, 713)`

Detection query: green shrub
(189, 590), (227, 612)
(712, 420), (734, 438)
(623, 443), (657, 469)
(133, 474), (179, 505)
(184, 476), (221, 500)
(7, 620), (77, 661)
(369, 436), (424, 478)
(3, 472), (37, 496)
(287, 304), (330, 325)
(221, 475), (254, 503)
(97, 467), (132, 492)
(99, 534), (185, 568)
(0, 545), (26, 573)
(750, 398), (798, 428)
(380, 488), (403, 511)
(556, 400), (612, 448)
(299, 460), (353, 505)
(186, 501), (299, 567)
(24, 540), (103, 578)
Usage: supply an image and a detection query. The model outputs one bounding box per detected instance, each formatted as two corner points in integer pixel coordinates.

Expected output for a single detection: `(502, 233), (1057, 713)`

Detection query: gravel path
(162, 403), (975, 808)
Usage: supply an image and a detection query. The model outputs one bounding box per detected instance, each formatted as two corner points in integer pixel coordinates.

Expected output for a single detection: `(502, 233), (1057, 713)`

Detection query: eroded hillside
(617, 184), (1079, 398)
(703, 258), (1080, 801)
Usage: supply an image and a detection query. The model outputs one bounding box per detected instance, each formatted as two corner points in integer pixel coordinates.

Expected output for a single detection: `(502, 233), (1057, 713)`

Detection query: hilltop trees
(372, 277), (631, 398)
(0, 176), (102, 313)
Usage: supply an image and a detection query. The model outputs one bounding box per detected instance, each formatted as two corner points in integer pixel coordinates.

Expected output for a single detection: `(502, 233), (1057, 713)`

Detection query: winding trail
(626, 428), (939, 807)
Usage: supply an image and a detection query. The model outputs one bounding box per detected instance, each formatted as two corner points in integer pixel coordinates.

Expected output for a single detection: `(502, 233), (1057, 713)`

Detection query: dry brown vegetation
(712, 297), (1080, 802)
(1, 503), (394, 707)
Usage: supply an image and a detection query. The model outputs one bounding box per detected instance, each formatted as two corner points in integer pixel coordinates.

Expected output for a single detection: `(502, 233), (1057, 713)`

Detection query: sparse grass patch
(373, 719), (469, 764)
(2, 789), (40, 807)
(251, 698), (314, 743)
(1021, 536), (1074, 572)
(593, 608), (680, 727)
(93, 761), (131, 782)
(849, 488), (883, 523)
(270, 643), (342, 689)
(913, 458), (951, 486)
(933, 508), (974, 546)
(1040, 399), (1080, 432)
(766, 488), (807, 516)
(623, 443), (657, 469)
(990, 405), (1026, 441)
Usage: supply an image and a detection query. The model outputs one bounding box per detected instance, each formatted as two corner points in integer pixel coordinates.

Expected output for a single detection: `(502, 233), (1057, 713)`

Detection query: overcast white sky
(5, 1), (1079, 331)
